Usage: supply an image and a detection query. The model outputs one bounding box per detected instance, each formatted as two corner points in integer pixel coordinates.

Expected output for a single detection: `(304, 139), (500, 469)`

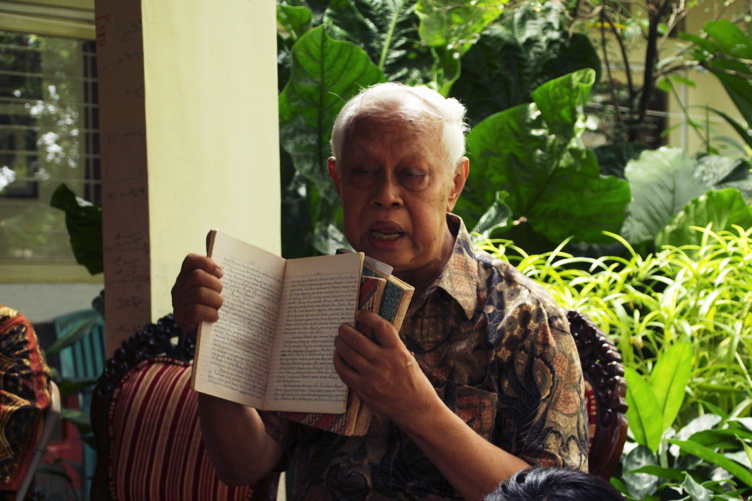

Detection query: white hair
(330, 82), (469, 171)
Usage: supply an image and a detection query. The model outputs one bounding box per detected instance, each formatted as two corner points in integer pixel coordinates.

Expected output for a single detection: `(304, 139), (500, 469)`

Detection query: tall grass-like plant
(476, 224), (752, 425)
(478, 226), (752, 498)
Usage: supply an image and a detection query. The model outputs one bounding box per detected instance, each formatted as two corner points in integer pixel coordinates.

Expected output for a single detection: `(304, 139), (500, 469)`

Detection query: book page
(192, 231), (285, 408)
(264, 252), (363, 413)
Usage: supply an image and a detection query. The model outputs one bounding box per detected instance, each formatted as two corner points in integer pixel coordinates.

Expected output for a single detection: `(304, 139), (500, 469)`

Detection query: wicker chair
(567, 310), (629, 480)
(90, 312), (627, 499)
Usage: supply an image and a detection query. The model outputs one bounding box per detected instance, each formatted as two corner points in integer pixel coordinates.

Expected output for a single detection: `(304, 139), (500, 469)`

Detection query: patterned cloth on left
(0, 305), (51, 495)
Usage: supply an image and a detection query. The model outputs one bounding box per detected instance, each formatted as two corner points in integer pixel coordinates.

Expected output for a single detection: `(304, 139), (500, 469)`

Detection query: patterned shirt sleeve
(258, 410), (295, 471)
(491, 272), (589, 471)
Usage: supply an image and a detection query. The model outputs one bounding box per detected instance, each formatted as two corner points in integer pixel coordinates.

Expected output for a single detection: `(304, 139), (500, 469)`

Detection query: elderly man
(171, 82), (588, 501)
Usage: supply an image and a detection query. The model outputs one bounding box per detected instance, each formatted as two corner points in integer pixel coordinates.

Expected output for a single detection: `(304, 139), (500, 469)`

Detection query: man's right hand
(171, 253), (224, 332)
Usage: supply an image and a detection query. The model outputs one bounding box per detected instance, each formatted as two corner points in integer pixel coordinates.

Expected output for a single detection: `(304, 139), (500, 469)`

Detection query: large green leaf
(451, 3), (600, 126)
(416, 0), (507, 55)
(415, 0), (509, 95)
(625, 367), (664, 452)
(649, 341), (693, 432)
(324, 0), (433, 84)
(622, 445), (661, 499)
(50, 183), (103, 275)
(656, 189), (752, 249)
(279, 26), (385, 203)
(683, 20), (752, 131)
(669, 439), (752, 488)
(695, 155), (752, 200)
(621, 148), (712, 244)
(531, 65), (593, 140)
(710, 107), (752, 151)
(278, 4), (313, 43)
(459, 69), (630, 244)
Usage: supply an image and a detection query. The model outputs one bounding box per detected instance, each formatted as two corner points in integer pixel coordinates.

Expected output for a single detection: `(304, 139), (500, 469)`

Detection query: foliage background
(274, 0), (752, 498)
(50, 0), (752, 497)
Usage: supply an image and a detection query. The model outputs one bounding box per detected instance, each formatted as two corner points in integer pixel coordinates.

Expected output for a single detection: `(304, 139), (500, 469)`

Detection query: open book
(278, 267), (414, 435)
(191, 230), (414, 434)
(191, 230), (364, 414)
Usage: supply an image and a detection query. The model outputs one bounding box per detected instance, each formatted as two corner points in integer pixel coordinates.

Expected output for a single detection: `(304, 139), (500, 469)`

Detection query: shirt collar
(426, 213), (478, 320)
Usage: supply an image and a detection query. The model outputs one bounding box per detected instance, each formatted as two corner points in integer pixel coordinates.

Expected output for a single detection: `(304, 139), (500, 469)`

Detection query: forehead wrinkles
(344, 111), (441, 159)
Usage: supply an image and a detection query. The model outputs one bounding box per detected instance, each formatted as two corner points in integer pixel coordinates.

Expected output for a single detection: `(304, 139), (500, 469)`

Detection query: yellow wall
(141, 0), (281, 320)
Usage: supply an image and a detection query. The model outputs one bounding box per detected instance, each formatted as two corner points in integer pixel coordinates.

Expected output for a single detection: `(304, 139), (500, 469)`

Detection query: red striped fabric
(584, 380), (597, 448)
(107, 358), (254, 500)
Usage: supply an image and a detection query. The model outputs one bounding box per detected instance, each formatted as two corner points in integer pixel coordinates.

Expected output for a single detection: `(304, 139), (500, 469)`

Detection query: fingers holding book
(172, 253), (225, 332)
(333, 311), (437, 423)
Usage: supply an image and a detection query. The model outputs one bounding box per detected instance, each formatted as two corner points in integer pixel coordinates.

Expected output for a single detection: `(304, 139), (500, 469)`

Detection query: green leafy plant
(50, 183), (103, 275)
(477, 220), (752, 427)
(456, 68), (631, 250)
(477, 223), (752, 498)
(619, 411), (752, 500)
(276, 0), (601, 256)
(682, 20), (752, 139)
(276, 0), (752, 260)
(625, 342), (693, 453)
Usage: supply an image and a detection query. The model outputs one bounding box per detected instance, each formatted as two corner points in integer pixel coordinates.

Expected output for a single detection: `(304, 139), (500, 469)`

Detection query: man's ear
(446, 157), (469, 212)
(328, 157), (342, 197)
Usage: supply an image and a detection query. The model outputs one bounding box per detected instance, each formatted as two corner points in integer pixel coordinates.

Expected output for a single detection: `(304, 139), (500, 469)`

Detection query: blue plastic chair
(53, 308), (106, 496)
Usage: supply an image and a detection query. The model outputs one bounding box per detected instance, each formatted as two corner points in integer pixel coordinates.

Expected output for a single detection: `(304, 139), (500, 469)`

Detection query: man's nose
(371, 175), (402, 207)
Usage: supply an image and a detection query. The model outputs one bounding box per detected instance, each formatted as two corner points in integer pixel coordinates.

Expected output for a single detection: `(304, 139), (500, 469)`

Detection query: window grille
(0, 31), (100, 263)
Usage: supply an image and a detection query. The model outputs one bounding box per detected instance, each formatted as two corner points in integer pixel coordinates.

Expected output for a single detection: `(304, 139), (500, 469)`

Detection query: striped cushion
(108, 358), (254, 500)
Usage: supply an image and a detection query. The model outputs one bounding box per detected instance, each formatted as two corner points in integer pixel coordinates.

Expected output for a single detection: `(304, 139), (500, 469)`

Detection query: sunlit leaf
(626, 367), (664, 451)
(650, 341), (693, 432)
(656, 189), (752, 249)
(416, 0), (507, 54)
(628, 464), (684, 481)
(278, 4), (312, 43)
(622, 148), (711, 244)
(325, 0), (433, 82)
(669, 439), (752, 488)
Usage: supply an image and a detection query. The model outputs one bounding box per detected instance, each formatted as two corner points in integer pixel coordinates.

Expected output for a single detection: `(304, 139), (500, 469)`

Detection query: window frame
(0, 2), (102, 284)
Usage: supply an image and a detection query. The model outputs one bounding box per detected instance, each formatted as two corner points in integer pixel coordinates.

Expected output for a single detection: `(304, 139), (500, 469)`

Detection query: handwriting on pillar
(96, 13), (110, 47)
(96, 1), (151, 349)
(108, 231), (149, 284)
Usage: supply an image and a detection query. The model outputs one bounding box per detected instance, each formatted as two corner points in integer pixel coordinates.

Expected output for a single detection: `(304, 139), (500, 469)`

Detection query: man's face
(328, 110), (467, 284)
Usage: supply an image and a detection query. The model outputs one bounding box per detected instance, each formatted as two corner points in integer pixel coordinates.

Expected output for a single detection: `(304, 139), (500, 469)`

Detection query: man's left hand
(333, 310), (440, 427)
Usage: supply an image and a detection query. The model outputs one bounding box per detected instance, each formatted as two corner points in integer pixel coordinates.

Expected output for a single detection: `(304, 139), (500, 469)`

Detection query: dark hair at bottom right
(484, 467), (626, 501)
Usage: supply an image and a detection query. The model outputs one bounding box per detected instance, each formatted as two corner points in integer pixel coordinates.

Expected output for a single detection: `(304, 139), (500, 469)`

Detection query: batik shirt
(262, 214), (589, 500)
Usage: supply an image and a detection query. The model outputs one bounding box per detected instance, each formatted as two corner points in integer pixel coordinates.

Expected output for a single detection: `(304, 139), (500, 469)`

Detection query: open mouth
(370, 230), (404, 241)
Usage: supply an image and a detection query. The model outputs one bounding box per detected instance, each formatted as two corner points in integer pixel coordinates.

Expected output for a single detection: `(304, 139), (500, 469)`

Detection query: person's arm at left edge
(333, 310), (529, 501)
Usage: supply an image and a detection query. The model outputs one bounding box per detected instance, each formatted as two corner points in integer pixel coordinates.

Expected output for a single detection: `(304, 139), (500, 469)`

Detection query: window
(0, 31), (100, 278)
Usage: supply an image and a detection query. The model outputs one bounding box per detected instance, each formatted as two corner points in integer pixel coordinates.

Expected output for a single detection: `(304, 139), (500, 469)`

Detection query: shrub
(477, 226), (752, 498)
